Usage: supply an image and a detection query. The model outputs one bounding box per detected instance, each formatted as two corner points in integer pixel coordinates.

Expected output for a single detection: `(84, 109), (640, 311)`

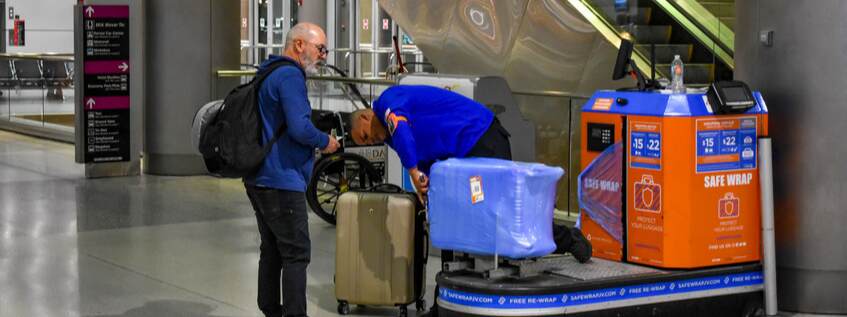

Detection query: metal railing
(0, 53), (74, 61)
(239, 44), (429, 79)
(217, 69), (397, 86)
(218, 69), (588, 98)
(513, 89), (590, 99)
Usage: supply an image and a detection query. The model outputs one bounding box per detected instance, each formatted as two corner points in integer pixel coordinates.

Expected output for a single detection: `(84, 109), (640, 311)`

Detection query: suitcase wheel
(415, 299), (426, 312)
(397, 305), (408, 317)
(337, 301), (350, 315)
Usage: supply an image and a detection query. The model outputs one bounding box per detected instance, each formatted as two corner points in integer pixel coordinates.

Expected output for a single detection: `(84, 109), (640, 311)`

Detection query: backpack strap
(252, 59), (308, 152)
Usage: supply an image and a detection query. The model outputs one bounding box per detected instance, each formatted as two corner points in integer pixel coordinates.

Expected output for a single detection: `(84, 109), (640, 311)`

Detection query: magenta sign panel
(82, 5), (130, 163)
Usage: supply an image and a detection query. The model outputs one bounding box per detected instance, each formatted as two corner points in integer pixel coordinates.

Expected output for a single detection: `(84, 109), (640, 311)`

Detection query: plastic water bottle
(671, 55), (685, 94)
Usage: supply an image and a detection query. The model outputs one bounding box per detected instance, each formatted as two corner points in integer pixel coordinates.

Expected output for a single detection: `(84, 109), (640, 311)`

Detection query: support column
(736, 0), (847, 314)
(143, 0), (239, 175)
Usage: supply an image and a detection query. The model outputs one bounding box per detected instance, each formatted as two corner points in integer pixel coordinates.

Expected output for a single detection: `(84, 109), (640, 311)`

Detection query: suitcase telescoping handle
(367, 182), (428, 211)
(367, 183), (404, 193)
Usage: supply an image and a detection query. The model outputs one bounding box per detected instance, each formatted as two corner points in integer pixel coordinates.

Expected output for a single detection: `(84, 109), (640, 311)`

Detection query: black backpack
(198, 59), (303, 178)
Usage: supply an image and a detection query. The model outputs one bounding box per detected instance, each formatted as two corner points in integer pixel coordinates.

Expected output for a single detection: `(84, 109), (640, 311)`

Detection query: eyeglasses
(312, 43), (328, 56)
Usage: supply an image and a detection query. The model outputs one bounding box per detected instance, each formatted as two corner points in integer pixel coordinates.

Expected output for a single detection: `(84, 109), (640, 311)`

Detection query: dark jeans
(246, 185), (311, 317)
(465, 117), (512, 160)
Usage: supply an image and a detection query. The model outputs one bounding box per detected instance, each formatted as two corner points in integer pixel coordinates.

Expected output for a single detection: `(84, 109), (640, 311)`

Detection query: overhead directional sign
(82, 5), (130, 163)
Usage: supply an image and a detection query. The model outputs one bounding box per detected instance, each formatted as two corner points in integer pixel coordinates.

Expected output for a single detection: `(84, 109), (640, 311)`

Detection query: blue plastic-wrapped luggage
(428, 158), (565, 259)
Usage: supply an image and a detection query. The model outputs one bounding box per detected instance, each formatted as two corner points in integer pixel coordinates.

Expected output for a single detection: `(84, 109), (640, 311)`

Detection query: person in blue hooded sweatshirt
(349, 85), (592, 316)
(244, 22), (339, 317)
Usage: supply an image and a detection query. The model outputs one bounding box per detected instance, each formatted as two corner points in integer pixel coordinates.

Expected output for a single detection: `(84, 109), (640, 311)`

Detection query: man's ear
(358, 110), (372, 123)
(294, 39), (304, 53)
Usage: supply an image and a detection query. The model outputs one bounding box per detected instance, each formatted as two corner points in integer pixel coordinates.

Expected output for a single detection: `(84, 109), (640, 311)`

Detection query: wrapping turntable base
(436, 257), (764, 316)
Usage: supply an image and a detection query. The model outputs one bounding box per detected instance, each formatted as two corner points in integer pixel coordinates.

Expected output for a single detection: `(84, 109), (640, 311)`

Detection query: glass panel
(43, 60), (74, 129)
(569, 98), (588, 218)
(272, 0), (284, 56)
(359, 51), (374, 78)
(375, 7), (393, 77)
(257, 0), (269, 62)
(358, 0), (372, 45)
(0, 56), (74, 133)
(334, 0), (352, 72)
(240, 0), (250, 64)
(289, 0), (299, 27)
(0, 59), (10, 120)
(514, 94), (574, 218)
(258, 0), (268, 40)
(375, 53), (389, 77)
(240, 0), (250, 40)
(9, 59), (45, 126)
(376, 8), (392, 48)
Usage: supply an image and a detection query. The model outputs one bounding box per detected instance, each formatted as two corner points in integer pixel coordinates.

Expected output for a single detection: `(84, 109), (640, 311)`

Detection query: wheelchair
(306, 109), (386, 225)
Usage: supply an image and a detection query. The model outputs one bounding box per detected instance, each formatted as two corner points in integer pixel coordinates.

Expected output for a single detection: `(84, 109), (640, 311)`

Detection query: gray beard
(304, 64), (319, 75)
(302, 55), (319, 75)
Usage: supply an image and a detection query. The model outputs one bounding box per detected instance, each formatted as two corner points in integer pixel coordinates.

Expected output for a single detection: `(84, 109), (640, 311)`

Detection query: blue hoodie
(246, 55), (329, 192)
(373, 85), (494, 175)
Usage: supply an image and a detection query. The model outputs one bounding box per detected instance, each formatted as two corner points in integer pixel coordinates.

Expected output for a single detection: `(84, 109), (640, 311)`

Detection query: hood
(258, 55), (303, 74)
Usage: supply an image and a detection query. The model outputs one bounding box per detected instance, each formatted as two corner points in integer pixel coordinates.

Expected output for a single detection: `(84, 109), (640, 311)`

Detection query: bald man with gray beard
(243, 22), (339, 317)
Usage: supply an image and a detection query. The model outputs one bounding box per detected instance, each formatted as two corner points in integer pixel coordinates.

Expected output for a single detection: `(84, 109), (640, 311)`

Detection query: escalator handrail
(653, 0), (734, 69)
(659, 0), (734, 52)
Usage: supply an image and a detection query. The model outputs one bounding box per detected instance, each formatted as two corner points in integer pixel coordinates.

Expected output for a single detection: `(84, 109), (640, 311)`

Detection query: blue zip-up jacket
(373, 85), (494, 175)
(246, 55), (329, 192)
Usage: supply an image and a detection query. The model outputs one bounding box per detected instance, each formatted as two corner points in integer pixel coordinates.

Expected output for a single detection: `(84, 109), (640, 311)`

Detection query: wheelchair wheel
(307, 152), (382, 225)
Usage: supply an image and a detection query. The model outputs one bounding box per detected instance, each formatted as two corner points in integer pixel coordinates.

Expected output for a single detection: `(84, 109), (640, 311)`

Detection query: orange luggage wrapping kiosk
(579, 91), (769, 269)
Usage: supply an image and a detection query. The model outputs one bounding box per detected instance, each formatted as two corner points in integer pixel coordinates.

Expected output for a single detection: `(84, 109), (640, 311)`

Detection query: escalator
(584, 0), (735, 85)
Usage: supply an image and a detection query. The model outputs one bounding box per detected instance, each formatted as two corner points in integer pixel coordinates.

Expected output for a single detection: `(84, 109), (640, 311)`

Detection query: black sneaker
(568, 228), (592, 263)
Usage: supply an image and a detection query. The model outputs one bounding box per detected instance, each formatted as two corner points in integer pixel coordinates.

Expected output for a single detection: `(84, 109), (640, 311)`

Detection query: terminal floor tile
(0, 131), (437, 317)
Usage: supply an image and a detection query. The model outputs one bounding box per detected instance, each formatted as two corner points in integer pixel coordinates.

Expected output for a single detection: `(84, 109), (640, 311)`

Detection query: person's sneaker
(568, 228), (592, 263)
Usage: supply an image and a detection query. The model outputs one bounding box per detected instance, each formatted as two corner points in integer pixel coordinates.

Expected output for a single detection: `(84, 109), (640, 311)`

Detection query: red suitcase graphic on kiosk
(718, 193), (741, 219)
(634, 175), (661, 213)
